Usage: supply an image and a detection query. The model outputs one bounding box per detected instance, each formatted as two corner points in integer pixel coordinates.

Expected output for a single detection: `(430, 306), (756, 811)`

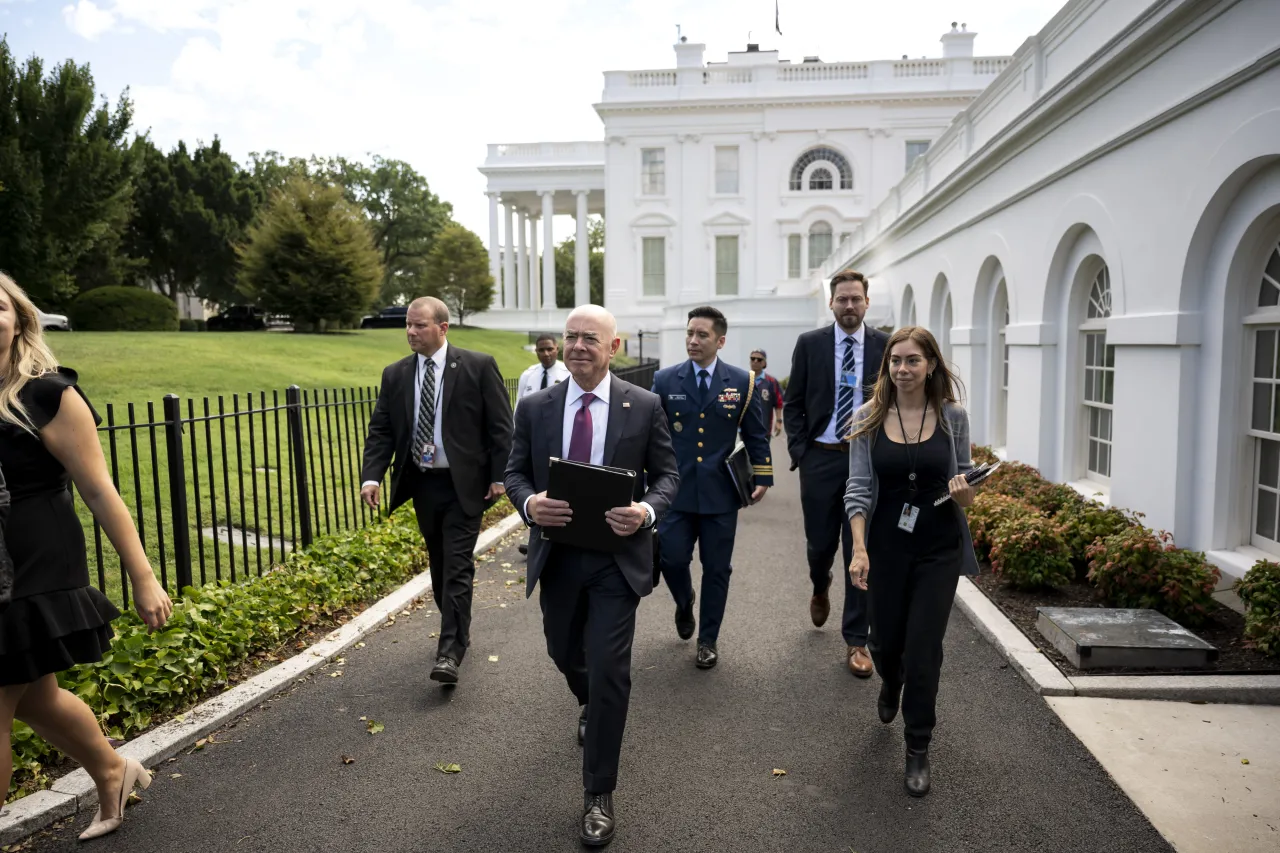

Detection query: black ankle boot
(904, 747), (931, 797)
(877, 682), (901, 724)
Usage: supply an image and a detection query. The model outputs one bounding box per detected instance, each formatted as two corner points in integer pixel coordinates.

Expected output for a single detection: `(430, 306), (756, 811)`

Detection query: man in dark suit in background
(783, 270), (888, 679)
(506, 305), (679, 848)
(360, 296), (513, 686)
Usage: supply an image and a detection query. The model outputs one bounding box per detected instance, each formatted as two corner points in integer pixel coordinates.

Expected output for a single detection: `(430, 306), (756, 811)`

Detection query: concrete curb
(0, 511), (526, 847)
(954, 577), (1280, 705)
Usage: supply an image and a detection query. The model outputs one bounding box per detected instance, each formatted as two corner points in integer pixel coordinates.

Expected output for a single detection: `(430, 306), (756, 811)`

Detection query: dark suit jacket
(505, 374), (680, 598)
(360, 344), (513, 518)
(782, 323), (889, 470)
(651, 359), (774, 515)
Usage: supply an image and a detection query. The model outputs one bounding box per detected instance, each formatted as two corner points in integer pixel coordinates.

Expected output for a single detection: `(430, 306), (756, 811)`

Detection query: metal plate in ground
(1035, 607), (1218, 670)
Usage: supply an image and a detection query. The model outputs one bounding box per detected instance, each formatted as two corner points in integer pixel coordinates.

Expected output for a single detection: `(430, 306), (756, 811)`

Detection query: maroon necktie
(568, 393), (596, 463)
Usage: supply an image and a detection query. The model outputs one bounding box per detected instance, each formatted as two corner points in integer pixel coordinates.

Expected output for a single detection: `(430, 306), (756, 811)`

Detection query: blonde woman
(0, 273), (172, 841)
(843, 326), (980, 798)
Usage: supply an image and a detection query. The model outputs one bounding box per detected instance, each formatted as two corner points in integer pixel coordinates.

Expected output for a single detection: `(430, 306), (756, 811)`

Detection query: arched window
(1248, 240), (1280, 550)
(789, 147), (853, 191)
(1080, 265), (1114, 481)
(808, 221), (833, 269)
(996, 282), (1009, 447)
(941, 293), (953, 362)
(809, 167), (833, 191)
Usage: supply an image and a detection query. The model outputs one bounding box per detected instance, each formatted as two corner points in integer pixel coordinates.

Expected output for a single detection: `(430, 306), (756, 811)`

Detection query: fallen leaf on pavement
(772, 769), (787, 777)
(171, 774), (182, 779)
(366, 720), (385, 735)
(1241, 758), (1250, 765)
(359, 716), (367, 722)
(341, 755), (355, 765)
(500, 562), (512, 568)
(356, 642), (366, 649)
(499, 603), (507, 608)
(488, 655), (499, 662)
(399, 609), (411, 616)
(330, 671), (343, 678)
(435, 762), (462, 774)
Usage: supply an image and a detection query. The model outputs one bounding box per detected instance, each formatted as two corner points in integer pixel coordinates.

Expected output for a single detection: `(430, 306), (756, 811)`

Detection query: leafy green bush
(989, 514), (1073, 590)
(967, 491), (1037, 561)
(1021, 481), (1085, 518)
(1058, 501), (1138, 577)
(1085, 527), (1219, 626)
(69, 286), (179, 332)
(1236, 560), (1280, 657)
(983, 460), (1046, 502)
(971, 444), (998, 466)
(8, 503), (513, 801)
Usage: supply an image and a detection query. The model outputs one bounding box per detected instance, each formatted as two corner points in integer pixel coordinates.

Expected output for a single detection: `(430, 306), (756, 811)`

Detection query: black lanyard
(894, 403), (928, 494)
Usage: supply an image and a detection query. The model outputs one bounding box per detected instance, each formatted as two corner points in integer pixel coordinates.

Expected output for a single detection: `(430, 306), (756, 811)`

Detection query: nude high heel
(78, 758), (152, 842)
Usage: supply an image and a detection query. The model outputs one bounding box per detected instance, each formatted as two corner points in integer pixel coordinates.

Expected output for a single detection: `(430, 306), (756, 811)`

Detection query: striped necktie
(834, 336), (856, 439)
(412, 359), (437, 470)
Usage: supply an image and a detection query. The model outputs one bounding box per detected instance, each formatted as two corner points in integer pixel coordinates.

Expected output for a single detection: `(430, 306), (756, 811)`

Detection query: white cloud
(62, 1), (117, 40)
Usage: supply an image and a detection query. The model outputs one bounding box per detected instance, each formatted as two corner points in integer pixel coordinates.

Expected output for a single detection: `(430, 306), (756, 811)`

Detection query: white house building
(478, 0), (1280, 581)
(475, 22), (1014, 363)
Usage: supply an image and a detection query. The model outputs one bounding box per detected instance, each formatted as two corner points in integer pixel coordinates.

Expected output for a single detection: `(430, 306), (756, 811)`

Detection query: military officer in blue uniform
(651, 305), (773, 669)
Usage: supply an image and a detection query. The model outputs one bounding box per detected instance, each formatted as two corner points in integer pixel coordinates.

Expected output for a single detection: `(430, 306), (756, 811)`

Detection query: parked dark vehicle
(360, 306), (408, 329)
(207, 306), (268, 331)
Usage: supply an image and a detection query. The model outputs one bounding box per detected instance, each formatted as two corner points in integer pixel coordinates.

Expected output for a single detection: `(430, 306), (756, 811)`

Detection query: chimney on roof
(674, 39), (705, 68)
(940, 21), (977, 58)
(746, 43), (759, 52)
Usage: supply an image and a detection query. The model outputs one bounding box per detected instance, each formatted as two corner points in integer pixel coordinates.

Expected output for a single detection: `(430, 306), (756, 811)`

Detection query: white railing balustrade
(779, 62), (869, 82)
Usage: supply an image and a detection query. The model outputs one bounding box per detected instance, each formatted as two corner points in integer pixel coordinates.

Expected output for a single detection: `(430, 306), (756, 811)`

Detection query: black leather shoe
(580, 791), (615, 847)
(577, 705), (588, 747)
(695, 642), (718, 669)
(675, 593), (696, 640)
(905, 748), (931, 797)
(429, 656), (459, 684)
(878, 681), (902, 724)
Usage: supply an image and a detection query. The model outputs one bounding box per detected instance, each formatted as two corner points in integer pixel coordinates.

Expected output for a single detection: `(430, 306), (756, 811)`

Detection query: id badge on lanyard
(898, 503), (920, 533)
(895, 403), (928, 534)
(419, 444), (437, 468)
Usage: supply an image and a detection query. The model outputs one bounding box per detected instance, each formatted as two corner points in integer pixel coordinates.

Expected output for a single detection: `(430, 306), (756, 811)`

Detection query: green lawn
(44, 327), (537, 608)
(47, 327), (538, 405)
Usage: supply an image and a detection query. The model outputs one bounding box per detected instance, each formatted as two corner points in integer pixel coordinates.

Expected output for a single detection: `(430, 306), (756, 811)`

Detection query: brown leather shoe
(810, 573), (832, 627)
(847, 646), (873, 678)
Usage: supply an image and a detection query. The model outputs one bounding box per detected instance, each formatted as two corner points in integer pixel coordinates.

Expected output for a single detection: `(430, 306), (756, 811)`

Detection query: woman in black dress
(1, 273), (172, 840)
(843, 326), (981, 798)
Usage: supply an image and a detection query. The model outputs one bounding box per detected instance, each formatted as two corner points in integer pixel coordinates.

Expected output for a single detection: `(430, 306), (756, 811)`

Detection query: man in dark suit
(651, 306), (772, 669)
(360, 296), (513, 686)
(506, 304), (679, 848)
(783, 270), (889, 679)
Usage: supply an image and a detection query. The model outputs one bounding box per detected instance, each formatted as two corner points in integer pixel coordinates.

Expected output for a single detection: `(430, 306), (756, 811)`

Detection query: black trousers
(866, 537), (961, 750)
(798, 447), (869, 646)
(411, 469), (482, 665)
(539, 547), (640, 794)
(657, 509), (738, 645)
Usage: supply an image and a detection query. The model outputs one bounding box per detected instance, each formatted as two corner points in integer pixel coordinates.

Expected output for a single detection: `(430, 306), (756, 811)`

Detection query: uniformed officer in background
(749, 349), (785, 437)
(651, 306), (773, 669)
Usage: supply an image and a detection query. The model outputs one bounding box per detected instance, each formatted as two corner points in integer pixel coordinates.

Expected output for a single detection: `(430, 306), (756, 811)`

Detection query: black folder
(540, 458), (638, 554)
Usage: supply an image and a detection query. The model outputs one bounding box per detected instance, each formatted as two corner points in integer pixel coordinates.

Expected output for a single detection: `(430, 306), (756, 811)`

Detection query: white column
(516, 209), (528, 311)
(486, 193), (501, 309)
(541, 190), (556, 310)
(503, 203), (516, 309)
(574, 190), (590, 307)
(529, 213), (540, 312)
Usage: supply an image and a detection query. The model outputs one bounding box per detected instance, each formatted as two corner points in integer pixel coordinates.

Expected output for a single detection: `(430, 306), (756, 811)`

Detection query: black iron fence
(85, 358), (661, 612)
(501, 359), (661, 403)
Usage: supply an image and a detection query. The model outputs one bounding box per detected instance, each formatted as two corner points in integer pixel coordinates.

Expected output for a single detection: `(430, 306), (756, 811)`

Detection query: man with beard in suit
(505, 304), (679, 847)
(360, 296), (513, 687)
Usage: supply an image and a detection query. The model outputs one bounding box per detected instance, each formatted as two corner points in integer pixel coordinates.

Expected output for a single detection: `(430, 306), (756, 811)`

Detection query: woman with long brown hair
(843, 326), (980, 797)
(1, 272), (172, 840)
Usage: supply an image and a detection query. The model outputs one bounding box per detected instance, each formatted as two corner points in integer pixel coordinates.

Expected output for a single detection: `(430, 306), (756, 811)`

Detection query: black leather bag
(724, 372), (757, 509)
(0, 462), (13, 605)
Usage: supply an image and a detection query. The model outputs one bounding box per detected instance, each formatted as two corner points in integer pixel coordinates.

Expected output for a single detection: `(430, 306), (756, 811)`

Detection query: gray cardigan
(842, 400), (980, 576)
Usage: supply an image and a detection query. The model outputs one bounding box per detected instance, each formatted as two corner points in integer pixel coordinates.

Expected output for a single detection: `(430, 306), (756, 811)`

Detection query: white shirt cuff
(361, 480), (379, 489)
(523, 494), (535, 525)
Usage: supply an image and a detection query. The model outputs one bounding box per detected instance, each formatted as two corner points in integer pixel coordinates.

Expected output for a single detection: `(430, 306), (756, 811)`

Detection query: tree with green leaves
(424, 223), (494, 326)
(316, 155), (453, 306)
(0, 36), (135, 308)
(554, 217), (604, 308)
(237, 178), (383, 332)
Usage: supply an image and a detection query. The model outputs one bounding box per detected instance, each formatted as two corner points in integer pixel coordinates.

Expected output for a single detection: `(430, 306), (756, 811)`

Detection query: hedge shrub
(1057, 501), (1138, 577)
(989, 514), (1074, 590)
(967, 492), (1037, 561)
(1236, 559), (1280, 657)
(1085, 527), (1219, 626)
(69, 287), (179, 332)
(8, 503), (513, 802)
(983, 460), (1046, 502)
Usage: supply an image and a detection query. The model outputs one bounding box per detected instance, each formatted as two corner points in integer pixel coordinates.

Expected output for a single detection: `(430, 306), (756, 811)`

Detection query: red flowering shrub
(967, 492), (1037, 561)
(1086, 527), (1219, 626)
(989, 514), (1074, 590)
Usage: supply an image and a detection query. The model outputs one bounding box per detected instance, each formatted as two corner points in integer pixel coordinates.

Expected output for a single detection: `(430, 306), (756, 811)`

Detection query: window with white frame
(905, 140), (930, 170)
(808, 221), (833, 269)
(789, 147), (853, 191)
(809, 168), (833, 191)
(641, 148), (665, 195)
(1081, 265), (1114, 481)
(641, 237), (665, 297)
(715, 235), (739, 295)
(787, 235), (802, 279)
(1248, 240), (1280, 551)
(714, 146), (739, 194)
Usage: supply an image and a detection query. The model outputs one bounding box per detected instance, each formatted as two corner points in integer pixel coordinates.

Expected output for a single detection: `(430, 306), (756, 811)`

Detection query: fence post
(162, 394), (194, 593)
(286, 385), (314, 548)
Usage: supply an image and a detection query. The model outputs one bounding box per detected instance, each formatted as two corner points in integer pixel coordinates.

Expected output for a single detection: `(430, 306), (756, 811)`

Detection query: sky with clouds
(3, 0), (1064, 238)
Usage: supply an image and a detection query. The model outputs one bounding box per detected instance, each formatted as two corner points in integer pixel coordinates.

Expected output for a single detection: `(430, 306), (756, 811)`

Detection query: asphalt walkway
(23, 437), (1172, 852)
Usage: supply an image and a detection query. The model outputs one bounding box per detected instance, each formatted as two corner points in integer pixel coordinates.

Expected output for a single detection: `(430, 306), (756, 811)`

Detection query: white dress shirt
(516, 360), (571, 404)
(522, 375), (654, 527)
(361, 343), (450, 489)
(690, 357), (719, 389)
(816, 323), (865, 445)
